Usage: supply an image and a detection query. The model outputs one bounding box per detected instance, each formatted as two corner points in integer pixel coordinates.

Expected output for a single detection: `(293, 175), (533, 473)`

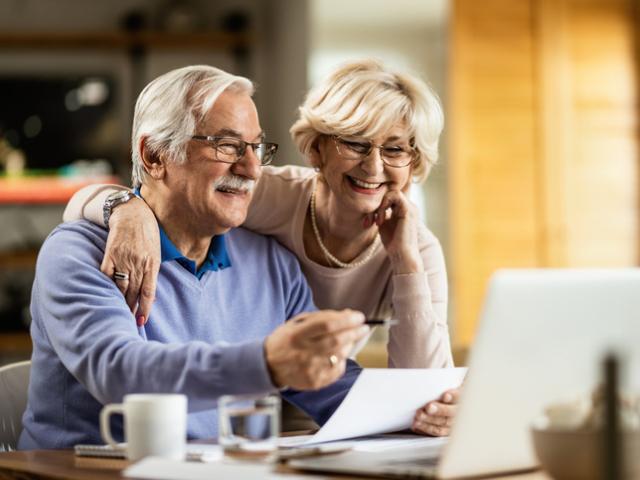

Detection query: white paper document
(279, 433), (448, 452)
(303, 368), (467, 445)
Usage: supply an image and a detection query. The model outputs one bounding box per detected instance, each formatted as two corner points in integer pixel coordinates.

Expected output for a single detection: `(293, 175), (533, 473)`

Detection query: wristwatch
(103, 190), (135, 228)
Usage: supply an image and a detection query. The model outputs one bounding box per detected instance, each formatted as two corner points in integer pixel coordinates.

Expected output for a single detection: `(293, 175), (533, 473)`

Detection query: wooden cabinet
(449, 0), (639, 347)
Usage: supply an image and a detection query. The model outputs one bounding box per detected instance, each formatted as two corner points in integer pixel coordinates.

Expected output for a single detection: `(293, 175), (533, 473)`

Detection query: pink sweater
(64, 165), (453, 368)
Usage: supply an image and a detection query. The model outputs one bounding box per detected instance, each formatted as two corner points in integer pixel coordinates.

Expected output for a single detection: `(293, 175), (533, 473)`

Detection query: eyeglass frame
(191, 135), (278, 166)
(331, 135), (417, 168)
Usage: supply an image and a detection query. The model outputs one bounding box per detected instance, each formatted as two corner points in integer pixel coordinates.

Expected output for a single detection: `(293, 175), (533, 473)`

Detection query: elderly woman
(64, 59), (457, 436)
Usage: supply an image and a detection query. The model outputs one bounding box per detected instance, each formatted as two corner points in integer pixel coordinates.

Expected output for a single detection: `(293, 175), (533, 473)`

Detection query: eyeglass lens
(335, 137), (413, 167)
(194, 136), (277, 165)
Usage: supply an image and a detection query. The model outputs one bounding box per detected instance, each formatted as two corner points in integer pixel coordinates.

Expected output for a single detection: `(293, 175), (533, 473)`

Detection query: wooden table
(0, 450), (128, 480)
(0, 449), (550, 480)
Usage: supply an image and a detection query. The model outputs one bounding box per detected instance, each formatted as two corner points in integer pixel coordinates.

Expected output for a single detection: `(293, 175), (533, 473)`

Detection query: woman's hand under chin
(364, 189), (424, 275)
(100, 197), (161, 325)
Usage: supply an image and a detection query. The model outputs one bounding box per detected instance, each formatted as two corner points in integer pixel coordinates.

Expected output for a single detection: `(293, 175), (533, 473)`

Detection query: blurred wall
(0, 0), (308, 174)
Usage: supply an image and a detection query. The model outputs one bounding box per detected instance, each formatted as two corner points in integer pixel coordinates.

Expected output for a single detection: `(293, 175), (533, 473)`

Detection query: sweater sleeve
(33, 225), (277, 412)
(282, 360), (362, 426)
(386, 224), (453, 368)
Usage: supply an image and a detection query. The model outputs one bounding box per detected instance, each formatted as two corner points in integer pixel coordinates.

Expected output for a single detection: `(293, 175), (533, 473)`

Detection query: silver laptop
(291, 269), (640, 478)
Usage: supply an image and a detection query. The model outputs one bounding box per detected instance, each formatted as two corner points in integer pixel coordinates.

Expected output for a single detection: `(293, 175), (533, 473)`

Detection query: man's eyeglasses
(192, 136), (278, 166)
(333, 135), (416, 168)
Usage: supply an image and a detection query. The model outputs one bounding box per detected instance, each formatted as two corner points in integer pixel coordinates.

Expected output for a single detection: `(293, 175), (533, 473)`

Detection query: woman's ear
(139, 137), (166, 180)
(308, 136), (325, 171)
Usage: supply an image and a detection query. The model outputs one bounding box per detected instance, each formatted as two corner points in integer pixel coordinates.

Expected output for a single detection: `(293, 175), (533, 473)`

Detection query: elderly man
(19, 65), (370, 449)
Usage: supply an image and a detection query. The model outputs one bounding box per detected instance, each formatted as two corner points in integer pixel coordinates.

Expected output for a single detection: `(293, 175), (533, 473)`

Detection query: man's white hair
(131, 65), (254, 188)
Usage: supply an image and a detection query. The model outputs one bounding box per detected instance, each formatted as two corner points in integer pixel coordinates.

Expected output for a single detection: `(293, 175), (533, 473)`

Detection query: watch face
(104, 191), (133, 227)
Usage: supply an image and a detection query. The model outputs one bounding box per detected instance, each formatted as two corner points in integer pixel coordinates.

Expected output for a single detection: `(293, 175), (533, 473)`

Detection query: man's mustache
(212, 175), (256, 193)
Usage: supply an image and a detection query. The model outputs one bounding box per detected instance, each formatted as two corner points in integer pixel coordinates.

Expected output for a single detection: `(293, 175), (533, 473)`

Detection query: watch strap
(103, 190), (135, 228)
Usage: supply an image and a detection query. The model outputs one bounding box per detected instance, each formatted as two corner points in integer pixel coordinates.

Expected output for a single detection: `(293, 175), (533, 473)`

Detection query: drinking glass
(218, 394), (280, 457)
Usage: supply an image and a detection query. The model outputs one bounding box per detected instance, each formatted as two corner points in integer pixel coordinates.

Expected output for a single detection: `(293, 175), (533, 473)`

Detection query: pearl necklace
(309, 184), (380, 269)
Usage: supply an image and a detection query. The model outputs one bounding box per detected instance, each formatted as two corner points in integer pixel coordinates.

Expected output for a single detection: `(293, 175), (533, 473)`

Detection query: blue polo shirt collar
(159, 227), (231, 279)
(134, 188), (231, 279)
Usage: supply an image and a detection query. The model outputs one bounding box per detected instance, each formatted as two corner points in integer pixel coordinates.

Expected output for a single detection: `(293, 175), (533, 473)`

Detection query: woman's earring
(313, 166), (320, 172)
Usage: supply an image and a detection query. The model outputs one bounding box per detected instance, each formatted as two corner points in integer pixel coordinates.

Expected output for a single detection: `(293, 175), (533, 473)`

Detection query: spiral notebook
(74, 443), (222, 462)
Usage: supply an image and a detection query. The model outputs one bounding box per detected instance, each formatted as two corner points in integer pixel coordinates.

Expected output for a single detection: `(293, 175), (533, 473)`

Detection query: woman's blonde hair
(290, 59), (443, 182)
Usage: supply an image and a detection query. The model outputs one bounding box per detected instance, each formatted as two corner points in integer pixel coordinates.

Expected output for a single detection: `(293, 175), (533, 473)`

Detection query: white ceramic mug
(100, 393), (187, 461)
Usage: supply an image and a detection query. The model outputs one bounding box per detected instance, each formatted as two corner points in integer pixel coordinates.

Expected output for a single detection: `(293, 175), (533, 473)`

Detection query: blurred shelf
(0, 250), (38, 268)
(0, 31), (250, 50)
(0, 175), (121, 204)
(0, 332), (31, 355)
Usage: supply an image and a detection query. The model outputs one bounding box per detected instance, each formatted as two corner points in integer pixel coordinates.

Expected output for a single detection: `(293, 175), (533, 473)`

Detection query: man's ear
(139, 137), (166, 180)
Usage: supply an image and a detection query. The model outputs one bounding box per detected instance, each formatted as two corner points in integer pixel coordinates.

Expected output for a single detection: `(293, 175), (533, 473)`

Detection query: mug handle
(100, 403), (125, 448)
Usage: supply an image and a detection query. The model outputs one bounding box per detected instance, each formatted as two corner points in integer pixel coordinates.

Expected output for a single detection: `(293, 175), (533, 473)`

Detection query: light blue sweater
(19, 221), (360, 449)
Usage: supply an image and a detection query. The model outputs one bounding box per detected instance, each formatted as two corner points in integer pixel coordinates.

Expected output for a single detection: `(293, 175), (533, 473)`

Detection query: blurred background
(0, 0), (637, 367)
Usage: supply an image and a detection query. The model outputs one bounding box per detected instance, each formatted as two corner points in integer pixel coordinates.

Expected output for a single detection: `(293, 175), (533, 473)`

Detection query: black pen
(364, 318), (399, 326)
(293, 317), (398, 325)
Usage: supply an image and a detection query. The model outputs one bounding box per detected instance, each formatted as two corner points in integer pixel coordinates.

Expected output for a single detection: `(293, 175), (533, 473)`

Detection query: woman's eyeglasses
(333, 135), (416, 168)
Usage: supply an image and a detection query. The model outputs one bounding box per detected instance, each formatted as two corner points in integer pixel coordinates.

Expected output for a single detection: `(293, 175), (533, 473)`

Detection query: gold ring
(328, 354), (339, 367)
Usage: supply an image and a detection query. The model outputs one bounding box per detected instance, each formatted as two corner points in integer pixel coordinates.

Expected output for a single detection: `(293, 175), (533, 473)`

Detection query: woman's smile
(345, 175), (387, 195)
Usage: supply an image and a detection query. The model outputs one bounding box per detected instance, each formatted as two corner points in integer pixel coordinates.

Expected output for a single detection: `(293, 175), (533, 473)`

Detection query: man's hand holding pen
(264, 310), (370, 391)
